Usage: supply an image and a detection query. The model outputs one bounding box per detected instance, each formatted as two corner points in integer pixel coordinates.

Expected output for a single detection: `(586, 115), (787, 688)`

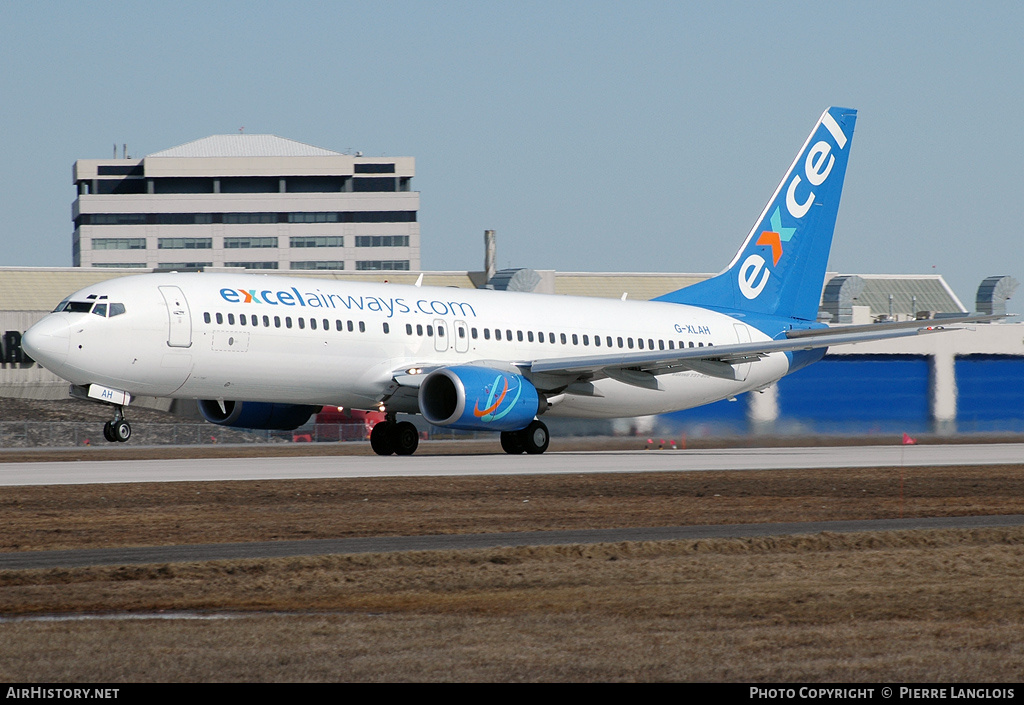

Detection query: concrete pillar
(747, 384), (779, 435)
(930, 351), (957, 435)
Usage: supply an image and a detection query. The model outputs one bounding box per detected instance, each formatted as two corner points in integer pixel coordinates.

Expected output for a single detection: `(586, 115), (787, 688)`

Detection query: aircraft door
(732, 323), (751, 381)
(433, 319), (449, 352)
(159, 285), (193, 348)
(454, 320), (469, 353)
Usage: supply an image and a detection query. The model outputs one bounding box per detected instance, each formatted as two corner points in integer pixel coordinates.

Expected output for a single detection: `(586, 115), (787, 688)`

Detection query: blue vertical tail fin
(655, 107), (857, 321)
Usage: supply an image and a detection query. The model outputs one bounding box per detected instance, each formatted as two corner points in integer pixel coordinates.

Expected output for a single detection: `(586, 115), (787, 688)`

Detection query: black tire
(500, 430), (525, 454)
(369, 422), (395, 456)
(103, 421), (117, 443)
(113, 421), (131, 443)
(392, 421), (420, 456)
(521, 420), (549, 455)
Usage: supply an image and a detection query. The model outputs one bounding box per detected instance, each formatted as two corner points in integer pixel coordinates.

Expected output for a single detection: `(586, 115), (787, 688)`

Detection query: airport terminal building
(72, 135), (419, 273)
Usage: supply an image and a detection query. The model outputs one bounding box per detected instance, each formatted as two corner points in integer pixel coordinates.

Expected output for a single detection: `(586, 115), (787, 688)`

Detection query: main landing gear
(500, 420), (549, 455)
(370, 416), (420, 456)
(102, 406), (131, 443)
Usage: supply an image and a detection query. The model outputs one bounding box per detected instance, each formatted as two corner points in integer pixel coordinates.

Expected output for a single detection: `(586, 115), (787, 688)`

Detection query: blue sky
(2, 1), (1021, 312)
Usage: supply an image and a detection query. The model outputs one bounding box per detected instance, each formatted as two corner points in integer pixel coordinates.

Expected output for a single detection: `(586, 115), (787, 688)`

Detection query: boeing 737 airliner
(21, 107), (974, 455)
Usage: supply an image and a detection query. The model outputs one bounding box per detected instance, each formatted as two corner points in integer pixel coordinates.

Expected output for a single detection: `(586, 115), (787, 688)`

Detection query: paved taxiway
(4, 514), (1024, 571)
(1, 442), (1021, 486)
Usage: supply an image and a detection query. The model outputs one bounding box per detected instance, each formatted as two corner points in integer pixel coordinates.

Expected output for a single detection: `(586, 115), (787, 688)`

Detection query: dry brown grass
(2, 530), (1024, 681)
(2, 463), (1024, 681)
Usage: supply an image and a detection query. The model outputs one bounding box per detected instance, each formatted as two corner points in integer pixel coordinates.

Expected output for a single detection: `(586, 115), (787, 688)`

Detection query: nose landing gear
(102, 406), (132, 443)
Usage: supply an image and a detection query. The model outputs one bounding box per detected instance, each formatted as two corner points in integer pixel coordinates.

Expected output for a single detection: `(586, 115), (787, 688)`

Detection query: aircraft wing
(525, 318), (996, 384)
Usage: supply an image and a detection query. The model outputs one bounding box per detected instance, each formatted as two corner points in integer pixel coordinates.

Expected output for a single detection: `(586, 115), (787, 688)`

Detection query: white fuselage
(24, 272), (792, 419)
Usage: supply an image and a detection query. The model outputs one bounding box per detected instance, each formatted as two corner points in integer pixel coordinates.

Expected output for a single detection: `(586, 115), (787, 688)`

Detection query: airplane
(21, 106), (984, 455)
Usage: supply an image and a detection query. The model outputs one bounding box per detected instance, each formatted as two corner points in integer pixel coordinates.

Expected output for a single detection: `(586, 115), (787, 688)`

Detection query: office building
(72, 135), (419, 272)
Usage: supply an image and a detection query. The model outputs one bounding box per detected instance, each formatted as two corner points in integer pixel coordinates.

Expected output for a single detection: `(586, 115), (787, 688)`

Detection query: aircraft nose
(22, 315), (70, 371)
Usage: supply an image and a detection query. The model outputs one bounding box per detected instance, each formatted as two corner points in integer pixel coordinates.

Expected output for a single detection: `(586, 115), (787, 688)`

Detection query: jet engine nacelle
(197, 400), (321, 431)
(418, 366), (542, 432)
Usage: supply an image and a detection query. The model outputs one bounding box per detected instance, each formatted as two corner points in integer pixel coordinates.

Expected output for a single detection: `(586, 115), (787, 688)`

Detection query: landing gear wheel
(500, 430), (525, 454)
(112, 420), (131, 443)
(521, 420), (549, 455)
(370, 422), (395, 456)
(391, 421), (419, 456)
(103, 421), (117, 443)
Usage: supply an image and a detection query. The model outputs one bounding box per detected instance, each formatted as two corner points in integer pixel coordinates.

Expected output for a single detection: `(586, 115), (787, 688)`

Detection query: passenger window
(337, 320), (343, 332)
(299, 318), (305, 329)
(459, 328), (466, 339)
(216, 313), (224, 324)
(494, 329), (501, 341)
(406, 324), (413, 335)
(263, 316), (270, 327)
(572, 334), (578, 345)
(617, 337), (623, 348)
(239, 315), (247, 326)
(286, 317), (292, 329)
(203, 312), (211, 324)
(275, 316), (281, 328)
(323, 319), (329, 330)
(228, 313), (235, 325)
(527, 331), (533, 342)
(417, 324), (423, 336)
(471, 328), (478, 339)
(310, 318), (317, 330)
(638, 338), (644, 350)
(582, 335), (589, 346)
(383, 322), (390, 334)
(549, 333), (555, 344)
(517, 330), (524, 342)
(359, 322), (365, 333)
(560, 333), (567, 344)
(594, 335), (600, 347)
(347, 321), (354, 332)
(484, 328), (491, 340)
(92, 303), (107, 317)
(427, 325), (434, 336)
(627, 338), (634, 349)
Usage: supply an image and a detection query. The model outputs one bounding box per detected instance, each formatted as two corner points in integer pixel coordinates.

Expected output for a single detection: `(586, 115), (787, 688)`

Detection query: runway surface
(1, 442), (1021, 486)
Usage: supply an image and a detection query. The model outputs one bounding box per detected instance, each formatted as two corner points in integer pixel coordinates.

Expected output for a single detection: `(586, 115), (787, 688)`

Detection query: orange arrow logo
(756, 231), (782, 266)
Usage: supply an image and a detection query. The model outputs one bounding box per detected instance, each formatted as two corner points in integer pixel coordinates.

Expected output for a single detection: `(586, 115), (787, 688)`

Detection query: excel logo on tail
(738, 111), (849, 300)
(473, 373), (524, 423)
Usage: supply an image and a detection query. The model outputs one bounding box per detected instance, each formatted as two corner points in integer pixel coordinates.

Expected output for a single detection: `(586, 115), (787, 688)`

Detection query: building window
(355, 260), (410, 271)
(290, 236), (344, 248)
(354, 163), (396, 174)
(158, 238), (212, 250)
(158, 262), (212, 269)
(224, 237), (278, 248)
(224, 262), (279, 270)
(355, 235), (410, 248)
(288, 212), (339, 223)
(91, 238), (146, 250)
(223, 213), (277, 224)
(290, 261), (345, 270)
(91, 262), (148, 268)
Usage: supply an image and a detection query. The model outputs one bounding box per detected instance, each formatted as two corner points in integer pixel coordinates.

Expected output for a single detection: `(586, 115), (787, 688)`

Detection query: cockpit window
(64, 301), (93, 313)
(52, 298), (70, 313)
(109, 303), (126, 317)
(92, 303), (108, 317)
